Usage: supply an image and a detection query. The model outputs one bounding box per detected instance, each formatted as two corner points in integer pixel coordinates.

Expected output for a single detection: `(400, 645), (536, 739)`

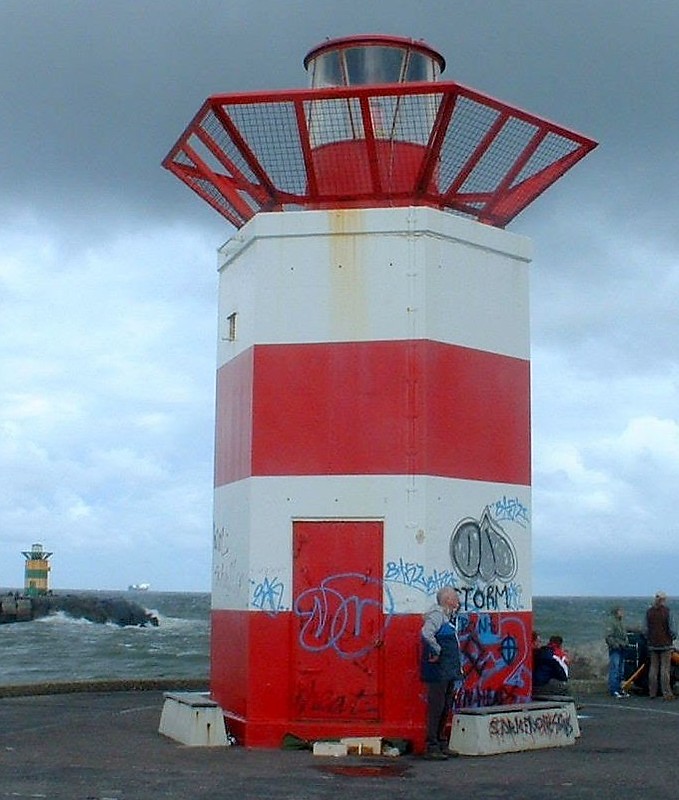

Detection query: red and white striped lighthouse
(164, 34), (596, 749)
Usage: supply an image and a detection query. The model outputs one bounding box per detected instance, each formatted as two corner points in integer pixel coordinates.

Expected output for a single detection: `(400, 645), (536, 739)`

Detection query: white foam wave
(35, 611), (96, 626)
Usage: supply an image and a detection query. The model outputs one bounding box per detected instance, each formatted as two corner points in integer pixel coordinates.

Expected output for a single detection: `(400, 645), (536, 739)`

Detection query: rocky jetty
(0, 593), (159, 627)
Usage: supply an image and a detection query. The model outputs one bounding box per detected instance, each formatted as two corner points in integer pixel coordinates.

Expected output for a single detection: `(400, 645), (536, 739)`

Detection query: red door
(291, 520), (385, 722)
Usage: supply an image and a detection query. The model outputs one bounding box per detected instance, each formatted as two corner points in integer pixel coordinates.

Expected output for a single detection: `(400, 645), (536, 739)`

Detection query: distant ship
(128, 583), (150, 592)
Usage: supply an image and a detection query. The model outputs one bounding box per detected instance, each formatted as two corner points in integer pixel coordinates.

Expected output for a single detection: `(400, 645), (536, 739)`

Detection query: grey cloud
(1, 0), (678, 594)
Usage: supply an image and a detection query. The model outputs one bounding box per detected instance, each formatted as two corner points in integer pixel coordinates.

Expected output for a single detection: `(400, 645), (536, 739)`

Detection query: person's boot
(423, 745), (448, 760)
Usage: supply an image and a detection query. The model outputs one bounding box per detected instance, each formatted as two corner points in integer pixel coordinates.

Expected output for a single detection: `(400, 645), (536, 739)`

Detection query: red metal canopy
(163, 80), (597, 230)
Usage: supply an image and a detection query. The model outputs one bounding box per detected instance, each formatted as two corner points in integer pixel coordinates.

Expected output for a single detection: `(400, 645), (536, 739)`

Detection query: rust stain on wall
(328, 209), (370, 340)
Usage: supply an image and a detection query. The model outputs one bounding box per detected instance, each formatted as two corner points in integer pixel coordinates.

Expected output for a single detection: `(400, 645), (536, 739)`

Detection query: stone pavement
(1, 689), (678, 800)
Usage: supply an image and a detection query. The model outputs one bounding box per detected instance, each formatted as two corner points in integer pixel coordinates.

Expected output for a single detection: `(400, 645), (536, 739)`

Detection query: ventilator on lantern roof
(163, 34), (596, 229)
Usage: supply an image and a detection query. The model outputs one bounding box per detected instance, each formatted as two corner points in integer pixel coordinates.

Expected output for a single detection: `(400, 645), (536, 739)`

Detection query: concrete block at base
(340, 736), (382, 755)
(450, 702), (579, 756)
(313, 742), (349, 757)
(158, 692), (229, 747)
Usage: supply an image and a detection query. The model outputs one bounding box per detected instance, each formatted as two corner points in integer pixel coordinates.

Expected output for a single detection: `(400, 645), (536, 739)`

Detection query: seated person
(547, 635), (570, 676)
(532, 632), (569, 696)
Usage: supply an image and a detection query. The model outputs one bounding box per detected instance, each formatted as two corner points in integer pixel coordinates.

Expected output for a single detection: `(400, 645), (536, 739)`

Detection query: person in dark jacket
(420, 587), (463, 760)
(532, 632), (569, 696)
(645, 591), (676, 700)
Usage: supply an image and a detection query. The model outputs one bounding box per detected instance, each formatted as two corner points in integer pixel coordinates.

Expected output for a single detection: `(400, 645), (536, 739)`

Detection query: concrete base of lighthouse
(211, 207), (533, 749)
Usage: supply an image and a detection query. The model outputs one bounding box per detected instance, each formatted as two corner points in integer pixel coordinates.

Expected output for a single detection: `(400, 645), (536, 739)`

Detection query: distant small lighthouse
(22, 543), (53, 596)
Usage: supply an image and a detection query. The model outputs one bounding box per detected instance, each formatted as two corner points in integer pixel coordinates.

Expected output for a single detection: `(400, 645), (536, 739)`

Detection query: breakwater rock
(1, 593), (159, 627)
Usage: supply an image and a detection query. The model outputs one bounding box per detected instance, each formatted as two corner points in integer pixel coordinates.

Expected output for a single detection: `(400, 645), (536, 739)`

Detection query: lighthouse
(22, 543), (53, 597)
(163, 34), (596, 749)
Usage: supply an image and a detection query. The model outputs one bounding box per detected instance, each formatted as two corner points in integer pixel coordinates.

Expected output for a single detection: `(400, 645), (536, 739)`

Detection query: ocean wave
(35, 611), (97, 626)
(569, 642), (608, 679)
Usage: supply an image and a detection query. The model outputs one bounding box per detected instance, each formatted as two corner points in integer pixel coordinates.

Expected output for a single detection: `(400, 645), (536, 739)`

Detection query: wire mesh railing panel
(218, 102), (306, 194)
(305, 97), (365, 147)
(460, 116), (539, 195)
(368, 93), (441, 144)
(437, 96), (502, 193)
(200, 108), (260, 184)
(190, 176), (247, 226)
(164, 84), (596, 228)
(511, 131), (582, 187)
(223, 102), (308, 196)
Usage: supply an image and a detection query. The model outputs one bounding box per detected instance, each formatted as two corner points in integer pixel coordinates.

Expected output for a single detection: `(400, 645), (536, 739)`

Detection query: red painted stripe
(214, 348), (253, 486)
(215, 340), (530, 486)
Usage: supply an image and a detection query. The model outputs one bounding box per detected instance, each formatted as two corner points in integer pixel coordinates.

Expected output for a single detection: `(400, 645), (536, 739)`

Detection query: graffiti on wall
(488, 708), (575, 740)
(245, 496), (531, 711)
(446, 500), (530, 704)
(490, 495), (530, 528)
(384, 559), (457, 596)
(385, 499), (528, 609)
(250, 575), (286, 614)
(292, 679), (380, 718)
(458, 582), (523, 611)
(293, 572), (395, 659)
(287, 567), (530, 705)
(212, 525), (245, 593)
(384, 559), (523, 611)
(456, 611), (531, 706)
(450, 506), (517, 583)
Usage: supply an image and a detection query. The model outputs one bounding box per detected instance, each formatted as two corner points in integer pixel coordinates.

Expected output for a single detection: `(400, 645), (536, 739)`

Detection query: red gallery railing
(163, 81), (597, 229)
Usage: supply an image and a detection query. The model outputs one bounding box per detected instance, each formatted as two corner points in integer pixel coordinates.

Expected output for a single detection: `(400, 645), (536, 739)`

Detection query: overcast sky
(1, 1), (678, 595)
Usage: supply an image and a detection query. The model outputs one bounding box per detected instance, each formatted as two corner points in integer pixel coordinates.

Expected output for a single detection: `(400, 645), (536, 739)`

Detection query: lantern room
(303, 34), (445, 87)
(303, 35), (446, 197)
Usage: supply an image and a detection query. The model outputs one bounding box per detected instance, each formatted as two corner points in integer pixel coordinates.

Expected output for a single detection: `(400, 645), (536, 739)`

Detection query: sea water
(533, 595), (655, 679)
(0, 592), (660, 686)
(0, 591), (210, 687)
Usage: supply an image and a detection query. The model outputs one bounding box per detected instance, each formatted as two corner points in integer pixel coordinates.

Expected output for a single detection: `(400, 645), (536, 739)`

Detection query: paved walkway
(1, 690), (678, 799)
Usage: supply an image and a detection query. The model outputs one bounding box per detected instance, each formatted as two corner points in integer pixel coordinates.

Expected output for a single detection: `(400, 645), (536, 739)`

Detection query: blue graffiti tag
(384, 559), (457, 595)
(294, 573), (394, 659)
(491, 496), (530, 528)
(251, 576), (285, 614)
